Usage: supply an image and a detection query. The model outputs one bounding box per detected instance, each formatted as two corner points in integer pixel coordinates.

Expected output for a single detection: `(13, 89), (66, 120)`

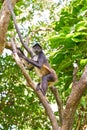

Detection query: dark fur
(18, 44), (57, 96)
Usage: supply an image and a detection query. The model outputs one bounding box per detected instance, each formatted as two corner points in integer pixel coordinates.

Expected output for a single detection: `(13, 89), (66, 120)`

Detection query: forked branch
(11, 38), (60, 130)
(61, 65), (87, 130)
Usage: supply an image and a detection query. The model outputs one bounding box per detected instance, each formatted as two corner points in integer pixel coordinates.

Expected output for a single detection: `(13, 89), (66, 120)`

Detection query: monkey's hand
(17, 48), (24, 58)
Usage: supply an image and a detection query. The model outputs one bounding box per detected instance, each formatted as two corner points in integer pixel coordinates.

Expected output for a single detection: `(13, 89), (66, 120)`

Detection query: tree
(0, 0), (87, 130)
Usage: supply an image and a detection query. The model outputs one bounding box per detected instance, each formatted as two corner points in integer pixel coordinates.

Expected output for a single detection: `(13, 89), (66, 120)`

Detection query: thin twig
(50, 86), (63, 125)
(6, 0), (33, 56)
(25, 36), (34, 57)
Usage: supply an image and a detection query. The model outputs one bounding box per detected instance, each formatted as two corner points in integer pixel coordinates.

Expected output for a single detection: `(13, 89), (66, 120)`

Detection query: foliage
(0, 0), (87, 129)
(0, 55), (51, 130)
(49, 0), (87, 129)
(49, 0), (87, 89)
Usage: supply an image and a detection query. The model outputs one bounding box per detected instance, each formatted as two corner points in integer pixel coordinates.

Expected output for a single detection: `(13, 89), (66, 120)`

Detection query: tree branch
(28, 28), (53, 40)
(72, 62), (78, 84)
(11, 38), (60, 130)
(6, 0), (34, 57)
(5, 42), (13, 50)
(6, 1), (60, 129)
(61, 66), (87, 130)
(50, 87), (63, 125)
(0, 0), (18, 54)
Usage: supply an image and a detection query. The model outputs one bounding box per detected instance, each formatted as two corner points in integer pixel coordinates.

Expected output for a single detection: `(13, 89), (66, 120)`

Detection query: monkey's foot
(36, 84), (46, 96)
(36, 83), (40, 91)
(36, 85), (45, 96)
(36, 86), (40, 91)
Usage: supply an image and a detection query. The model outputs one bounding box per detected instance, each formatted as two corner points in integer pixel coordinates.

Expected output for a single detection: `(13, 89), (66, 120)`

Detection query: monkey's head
(32, 43), (42, 54)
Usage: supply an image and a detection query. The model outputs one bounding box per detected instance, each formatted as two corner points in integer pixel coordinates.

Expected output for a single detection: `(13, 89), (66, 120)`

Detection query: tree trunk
(61, 66), (87, 130)
(0, 0), (19, 54)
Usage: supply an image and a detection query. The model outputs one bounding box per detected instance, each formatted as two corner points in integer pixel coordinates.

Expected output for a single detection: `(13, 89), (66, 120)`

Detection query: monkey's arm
(37, 52), (45, 66)
(18, 50), (44, 68)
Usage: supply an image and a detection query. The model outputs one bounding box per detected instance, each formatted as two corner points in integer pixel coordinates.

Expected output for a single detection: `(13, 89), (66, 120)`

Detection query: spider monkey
(6, 0), (57, 95)
(18, 43), (58, 96)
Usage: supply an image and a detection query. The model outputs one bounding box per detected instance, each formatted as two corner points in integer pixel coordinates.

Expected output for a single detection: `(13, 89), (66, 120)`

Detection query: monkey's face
(33, 45), (42, 54)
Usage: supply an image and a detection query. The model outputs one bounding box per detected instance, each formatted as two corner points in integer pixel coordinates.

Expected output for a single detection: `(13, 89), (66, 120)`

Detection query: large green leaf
(75, 21), (87, 31)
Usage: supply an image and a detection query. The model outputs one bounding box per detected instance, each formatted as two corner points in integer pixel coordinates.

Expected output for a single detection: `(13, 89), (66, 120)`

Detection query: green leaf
(75, 21), (87, 31)
(49, 35), (65, 48)
(80, 59), (87, 66)
(72, 37), (87, 42)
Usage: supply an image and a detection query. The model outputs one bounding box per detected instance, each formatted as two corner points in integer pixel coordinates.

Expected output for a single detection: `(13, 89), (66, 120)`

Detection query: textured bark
(0, 0), (18, 54)
(61, 66), (87, 130)
(5, 41), (13, 50)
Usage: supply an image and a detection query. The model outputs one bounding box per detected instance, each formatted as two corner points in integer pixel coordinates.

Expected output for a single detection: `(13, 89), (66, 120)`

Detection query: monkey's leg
(41, 76), (48, 96)
(41, 73), (55, 96)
